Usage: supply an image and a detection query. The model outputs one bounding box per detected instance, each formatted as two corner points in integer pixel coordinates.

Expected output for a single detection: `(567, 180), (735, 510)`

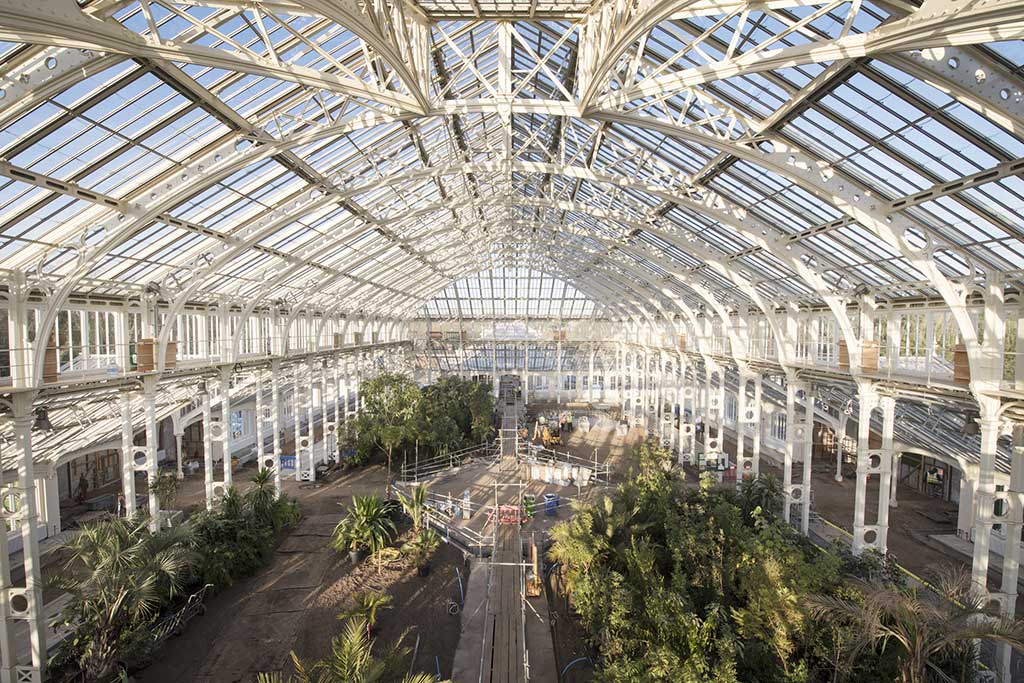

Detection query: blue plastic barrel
(543, 493), (559, 516)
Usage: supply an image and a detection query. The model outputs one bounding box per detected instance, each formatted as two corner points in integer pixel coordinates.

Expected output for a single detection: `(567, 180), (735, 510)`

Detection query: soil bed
(137, 465), (466, 682)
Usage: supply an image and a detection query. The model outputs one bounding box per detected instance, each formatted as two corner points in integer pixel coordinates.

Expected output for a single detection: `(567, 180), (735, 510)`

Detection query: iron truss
(0, 0), (1021, 353)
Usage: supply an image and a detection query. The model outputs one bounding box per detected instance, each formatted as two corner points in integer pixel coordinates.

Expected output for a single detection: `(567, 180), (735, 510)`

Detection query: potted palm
(331, 495), (395, 564)
(402, 527), (441, 577)
(395, 484), (428, 532)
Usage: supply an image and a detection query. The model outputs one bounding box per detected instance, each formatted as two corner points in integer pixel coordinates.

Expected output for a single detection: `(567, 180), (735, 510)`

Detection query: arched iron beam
(339, 190), (841, 363)
(0, 0), (428, 112)
(14, 95), (991, 387)
(592, 0), (1024, 110)
(589, 109), (987, 374)
(284, 251), (642, 360)
(19, 106), (411, 384)
(497, 242), (720, 359)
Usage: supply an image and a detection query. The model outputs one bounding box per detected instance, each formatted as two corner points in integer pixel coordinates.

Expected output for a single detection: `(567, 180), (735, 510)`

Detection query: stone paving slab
(192, 611), (305, 682)
(278, 534), (331, 553)
(254, 550), (332, 592)
(242, 587), (317, 616)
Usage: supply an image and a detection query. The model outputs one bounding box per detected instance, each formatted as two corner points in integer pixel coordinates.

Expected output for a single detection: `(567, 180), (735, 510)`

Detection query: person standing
(76, 473), (89, 505)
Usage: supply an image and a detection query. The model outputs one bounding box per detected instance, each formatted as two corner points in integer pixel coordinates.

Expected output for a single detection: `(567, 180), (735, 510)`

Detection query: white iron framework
(0, 0), (1022, 680)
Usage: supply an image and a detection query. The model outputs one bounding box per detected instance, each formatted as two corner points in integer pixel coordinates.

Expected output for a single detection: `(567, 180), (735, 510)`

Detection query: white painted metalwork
(0, 0), (1022, 673)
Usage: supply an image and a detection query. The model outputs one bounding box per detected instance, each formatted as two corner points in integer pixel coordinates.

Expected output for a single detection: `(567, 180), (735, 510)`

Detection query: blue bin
(543, 493), (559, 516)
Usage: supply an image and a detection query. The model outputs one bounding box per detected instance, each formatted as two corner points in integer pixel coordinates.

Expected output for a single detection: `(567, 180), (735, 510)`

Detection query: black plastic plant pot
(350, 548), (367, 563)
(417, 563), (431, 577)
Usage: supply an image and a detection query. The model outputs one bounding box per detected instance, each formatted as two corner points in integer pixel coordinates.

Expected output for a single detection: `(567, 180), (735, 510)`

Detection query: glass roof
(0, 1), (1019, 322)
(423, 267), (599, 318)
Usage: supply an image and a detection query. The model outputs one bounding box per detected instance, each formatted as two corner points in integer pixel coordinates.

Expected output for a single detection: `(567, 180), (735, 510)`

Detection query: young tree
(245, 467), (279, 528)
(356, 373), (421, 490)
(402, 527), (441, 575)
(337, 591), (393, 638)
(149, 470), (182, 510)
(467, 381), (495, 443)
(738, 474), (784, 521)
(414, 398), (462, 455)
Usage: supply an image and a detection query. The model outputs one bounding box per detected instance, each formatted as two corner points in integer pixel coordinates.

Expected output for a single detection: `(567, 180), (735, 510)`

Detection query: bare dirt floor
(124, 408), (641, 683)
(136, 464), (466, 683)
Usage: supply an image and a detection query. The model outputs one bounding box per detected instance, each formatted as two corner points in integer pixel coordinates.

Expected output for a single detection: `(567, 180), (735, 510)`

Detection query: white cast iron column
(201, 385), (215, 508)
(851, 380), (878, 554)
(120, 391), (138, 517)
(10, 392), (46, 682)
(219, 365), (233, 488)
(142, 376), (161, 530)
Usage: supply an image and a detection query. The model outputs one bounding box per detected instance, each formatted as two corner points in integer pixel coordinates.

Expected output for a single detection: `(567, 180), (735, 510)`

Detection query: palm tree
(549, 494), (642, 592)
(395, 485), (429, 532)
(52, 516), (193, 680)
(245, 467), (278, 527)
(401, 527), (440, 576)
(220, 485), (245, 520)
(257, 618), (448, 683)
(809, 566), (1024, 683)
(331, 495), (396, 562)
(739, 473), (783, 520)
(338, 591), (393, 637)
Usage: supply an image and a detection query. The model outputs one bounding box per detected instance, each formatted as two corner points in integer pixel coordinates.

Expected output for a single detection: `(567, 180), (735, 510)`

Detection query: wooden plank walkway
(499, 375), (523, 461)
(484, 524), (525, 683)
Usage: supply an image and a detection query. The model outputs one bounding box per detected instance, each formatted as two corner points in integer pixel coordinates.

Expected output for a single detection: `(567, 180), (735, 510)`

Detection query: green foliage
(51, 516), (194, 681)
(395, 484), (428, 532)
(338, 423), (369, 467)
(247, 467), (296, 531)
(150, 470), (182, 510)
(549, 459), (842, 682)
(346, 375), (494, 477)
(809, 566), (1024, 683)
(356, 373), (421, 482)
(53, 472), (297, 680)
(634, 438), (676, 487)
(258, 618), (449, 683)
(401, 527), (440, 568)
(738, 473), (784, 522)
(189, 478), (300, 588)
(338, 591), (393, 631)
(331, 495), (396, 555)
(551, 442), (1024, 683)
(417, 376), (495, 452)
(466, 380), (496, 443)
(415, 407), (462, 455)
(829, 541), (906, 588)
